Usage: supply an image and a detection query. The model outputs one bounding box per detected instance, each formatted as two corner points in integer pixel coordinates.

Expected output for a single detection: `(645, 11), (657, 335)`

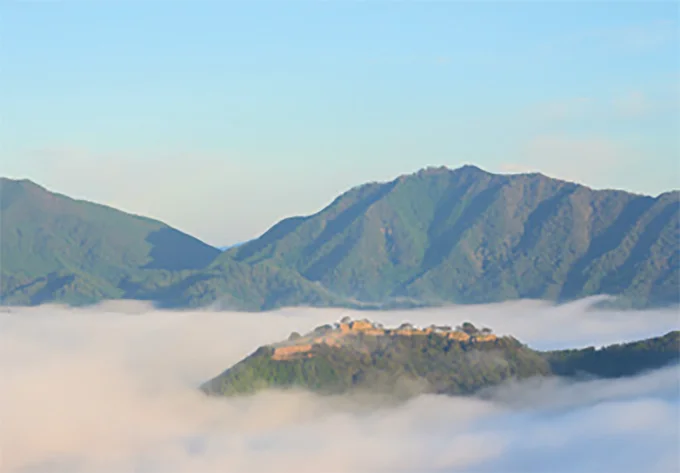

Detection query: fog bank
(0, 298), (678, 472)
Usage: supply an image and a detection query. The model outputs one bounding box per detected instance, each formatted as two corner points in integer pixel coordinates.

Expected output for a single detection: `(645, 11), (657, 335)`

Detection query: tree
(460, 322), (478, 335)
(314, 324), (333, 334)
(288, 332), (301, 341)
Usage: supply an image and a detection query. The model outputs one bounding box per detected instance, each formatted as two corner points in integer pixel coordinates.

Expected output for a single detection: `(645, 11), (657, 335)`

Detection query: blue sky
(1, 1), (678, 245)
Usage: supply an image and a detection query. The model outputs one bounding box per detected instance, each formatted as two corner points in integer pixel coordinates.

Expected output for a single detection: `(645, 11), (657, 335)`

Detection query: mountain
(119, 257), (353, 311)
(0, 178), (357, 309)
(221, 165), (679, 308)
(0, 177), (222, 305)
(2, 166), (678, 309)
(200, 317), (680, 399)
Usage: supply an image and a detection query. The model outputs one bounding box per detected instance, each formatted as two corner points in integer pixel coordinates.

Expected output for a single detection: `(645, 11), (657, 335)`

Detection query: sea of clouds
(0, 296), (678, 473)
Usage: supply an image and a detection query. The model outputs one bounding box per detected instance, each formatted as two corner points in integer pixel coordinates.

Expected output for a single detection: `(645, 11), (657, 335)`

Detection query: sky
(1, 298), (678, 472)
(1, 1), (679, 246)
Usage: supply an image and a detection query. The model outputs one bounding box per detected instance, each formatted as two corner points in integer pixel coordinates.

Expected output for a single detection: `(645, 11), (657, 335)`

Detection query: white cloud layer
(0, 298), (678, 472)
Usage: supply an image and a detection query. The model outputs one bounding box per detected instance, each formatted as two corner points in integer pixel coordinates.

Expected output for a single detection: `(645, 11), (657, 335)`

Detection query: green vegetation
(226, 165), (679, 309)
(0, 178), (220, 306)
(2, 165), (678, 309)
(546, 330), (680, 378)
(0, 179), (351, 310)
(200, 322), (680, 399)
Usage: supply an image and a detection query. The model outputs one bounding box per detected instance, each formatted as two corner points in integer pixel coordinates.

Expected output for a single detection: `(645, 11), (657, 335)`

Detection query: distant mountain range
(201, 317), (680, 399)
(1, 165), (678, 309)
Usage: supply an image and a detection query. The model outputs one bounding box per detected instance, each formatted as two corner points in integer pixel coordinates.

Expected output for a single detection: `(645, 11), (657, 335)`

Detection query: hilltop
(2, 165), (678, 309)
(200, 317), (680, 399)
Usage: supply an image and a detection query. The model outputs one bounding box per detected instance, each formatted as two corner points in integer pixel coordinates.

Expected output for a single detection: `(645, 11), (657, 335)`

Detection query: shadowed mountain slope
(0, 178), (221, 305)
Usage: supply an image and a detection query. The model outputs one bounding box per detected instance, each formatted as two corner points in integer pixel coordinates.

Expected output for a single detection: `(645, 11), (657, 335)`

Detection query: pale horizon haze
(1, 1), (679, 246)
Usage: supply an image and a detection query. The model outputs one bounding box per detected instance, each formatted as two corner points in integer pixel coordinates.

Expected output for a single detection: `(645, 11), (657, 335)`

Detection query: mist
(1, 298), (678, 472)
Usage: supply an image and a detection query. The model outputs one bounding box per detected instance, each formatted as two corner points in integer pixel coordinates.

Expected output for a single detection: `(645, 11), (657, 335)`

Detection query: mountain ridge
(223, 165), (679, 308)
(1, 165), (678, 309)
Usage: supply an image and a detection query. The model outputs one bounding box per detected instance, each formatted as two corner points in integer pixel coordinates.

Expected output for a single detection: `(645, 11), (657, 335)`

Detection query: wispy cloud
(525, 88), (677, 126)
(527, 97), (593, 123)
(364, 55), (455, 67)
(508, 84), (679, 191)
(597, 19), (679, 54)
(0, 299), (678, 472)
(611, 89), (680, 122)
(557, 19), (679, 55)
(525, 135), (623, 163)
(500, 134), (635, 187)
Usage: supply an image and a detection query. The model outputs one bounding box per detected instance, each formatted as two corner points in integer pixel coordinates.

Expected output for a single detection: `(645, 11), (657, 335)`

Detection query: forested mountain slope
(0, 177), (220, 305)
(223, 165), (679, 308)
(2, 166), (678, 309)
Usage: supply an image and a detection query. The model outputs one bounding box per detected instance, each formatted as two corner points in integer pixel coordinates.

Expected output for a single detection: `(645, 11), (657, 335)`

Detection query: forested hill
(2, 165), (679, 309)
(0, 177), (220, 306)
(201, 318), (680, 399)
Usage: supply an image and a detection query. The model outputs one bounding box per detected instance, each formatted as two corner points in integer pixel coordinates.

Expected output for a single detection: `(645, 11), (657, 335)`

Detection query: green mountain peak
(2, 167), (678, 309)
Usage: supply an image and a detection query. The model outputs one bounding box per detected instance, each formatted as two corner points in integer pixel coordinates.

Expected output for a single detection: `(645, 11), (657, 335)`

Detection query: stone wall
(272, 344), (313, 360)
